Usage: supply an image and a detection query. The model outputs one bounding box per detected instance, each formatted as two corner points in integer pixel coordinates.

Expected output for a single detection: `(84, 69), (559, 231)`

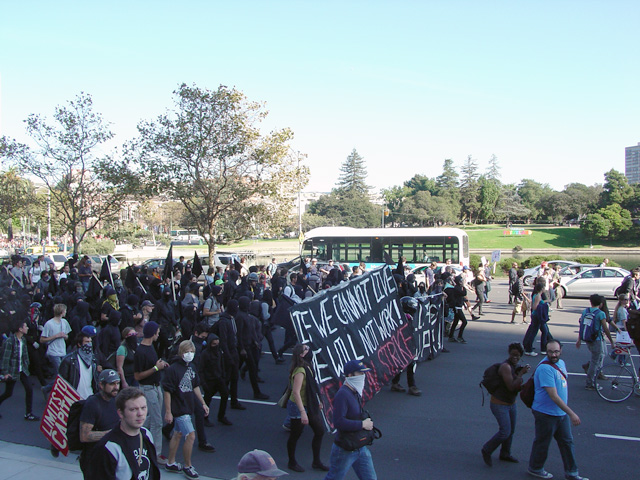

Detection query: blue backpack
(579, 308), (601, 342)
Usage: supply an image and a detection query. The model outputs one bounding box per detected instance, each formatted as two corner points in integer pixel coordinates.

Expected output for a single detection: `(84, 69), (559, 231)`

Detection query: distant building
(625, 142), (640, 185)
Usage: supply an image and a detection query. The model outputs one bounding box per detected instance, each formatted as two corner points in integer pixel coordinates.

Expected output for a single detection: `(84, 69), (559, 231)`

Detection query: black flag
(100, 257), (112, 283)
(383, 251), (394, 265)
(163, 245), (174, 280)
(192, 251), (203, 278)
(234, 259), (242, 273)
(299, 257), (308, 275)
(124, 266), (136, 291)
(86, 275), (102, 301)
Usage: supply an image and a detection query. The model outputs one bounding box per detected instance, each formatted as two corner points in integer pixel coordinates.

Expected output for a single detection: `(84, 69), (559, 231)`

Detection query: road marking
(210, 395), (276, 406)
(595, 434), (640, 442)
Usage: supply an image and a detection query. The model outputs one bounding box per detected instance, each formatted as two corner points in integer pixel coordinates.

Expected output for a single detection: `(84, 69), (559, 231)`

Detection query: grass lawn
(465, 227), (595, 249)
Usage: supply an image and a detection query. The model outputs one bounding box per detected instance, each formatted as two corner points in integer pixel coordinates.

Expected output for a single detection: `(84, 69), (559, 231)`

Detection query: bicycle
(595, 342), (640, 402)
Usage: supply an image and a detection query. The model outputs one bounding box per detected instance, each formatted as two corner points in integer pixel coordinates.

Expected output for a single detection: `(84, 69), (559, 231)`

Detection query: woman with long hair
(286, 343), (328, 473)
(523, 279), (548, 356)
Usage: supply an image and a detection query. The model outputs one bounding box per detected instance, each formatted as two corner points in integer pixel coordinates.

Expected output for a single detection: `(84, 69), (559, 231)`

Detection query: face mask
(81, 343), (93, 355)
(344, 375), (366, 396)
(183, 352), (195, 363)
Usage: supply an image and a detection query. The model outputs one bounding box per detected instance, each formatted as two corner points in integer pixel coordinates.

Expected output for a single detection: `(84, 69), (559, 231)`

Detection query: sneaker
(585, 385), (602, 391)
(288, 463), (305, 472)
(157, 455), (168, 465)
(230, 403), (246, 410)
(408, 386), (422, 396)
(457, 337), (467, 344)
(565, 475), (588, 480)
(198, 443), (216, 452)
(183, 465), (199, 479)
(253, 392), (269, 400)
(165, 462), (183, 473)
(597, 372), (608, 381)
(448, 337), (458, 343)
(524, 351), (538, 357)
(471, 315), (481, 321)
(499, 454), (519, 463)
(390, 383), (406, 393)
(24, 413), (39, 421)
(528, 469), (553, 479)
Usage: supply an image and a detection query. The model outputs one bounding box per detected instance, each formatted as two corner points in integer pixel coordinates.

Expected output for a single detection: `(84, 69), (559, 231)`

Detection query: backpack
(579, 308), (601, 342)
(614, 276), (631, 297)
(520, 361), (567, 408)
(480, 362), (503, 395)
(66, 399), (87, 451)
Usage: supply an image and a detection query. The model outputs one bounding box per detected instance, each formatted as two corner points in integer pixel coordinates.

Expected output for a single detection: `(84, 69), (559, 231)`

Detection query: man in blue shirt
(528, 340), (587, 480)
(575, 294), (614, 390)
(324, 360), (377, 480)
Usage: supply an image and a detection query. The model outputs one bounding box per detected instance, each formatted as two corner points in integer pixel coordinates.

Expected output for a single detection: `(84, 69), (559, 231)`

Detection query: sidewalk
(0, 440), (224, 480)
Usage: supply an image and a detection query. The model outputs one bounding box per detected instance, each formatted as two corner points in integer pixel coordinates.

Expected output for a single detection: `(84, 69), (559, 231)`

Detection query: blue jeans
(483, 402), (516, 456)
(529, 410), (578, 477)
(586, 338), (605, 387)
(324, 443), (377, 480)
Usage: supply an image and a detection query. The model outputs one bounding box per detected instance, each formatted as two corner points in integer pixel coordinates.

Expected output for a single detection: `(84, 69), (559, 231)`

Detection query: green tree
(306, 190), (379, 227)
(478, 175), (501, 222)
(1, 93), (133, 253)
(582, 213), (610, 239)
(336, 149), (370, 195)
(486, 154), (500, 181)
(517, 179), (554, 222)
(599, 203), (632, 237)
(0, 169), (35, 240)
(562, 183), (601, 221)
(494, 186), (531, 224)
(404, 174), (437, 195)
(459, 155), (480, 222)
(133, 84), (308, 264)
(600, 169), (633, 207)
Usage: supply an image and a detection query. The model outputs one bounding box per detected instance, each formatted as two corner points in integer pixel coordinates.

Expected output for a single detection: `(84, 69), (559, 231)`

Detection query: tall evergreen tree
(336, 149), (371, 195)
(486, 154), (500, 181)
(459, 155), (481, 222)
(435, 158), (459, 194)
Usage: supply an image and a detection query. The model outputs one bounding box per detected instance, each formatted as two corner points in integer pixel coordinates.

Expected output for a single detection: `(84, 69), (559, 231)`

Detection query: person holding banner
(324, 360), (377, 480)
(286, 343), (328, 473)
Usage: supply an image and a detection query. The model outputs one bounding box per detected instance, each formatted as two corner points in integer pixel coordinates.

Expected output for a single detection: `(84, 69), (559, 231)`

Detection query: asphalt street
(0, 281), (638, 480)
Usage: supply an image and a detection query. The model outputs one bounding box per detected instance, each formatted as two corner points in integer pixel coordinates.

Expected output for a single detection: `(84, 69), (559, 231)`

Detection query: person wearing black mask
(98, 310), (123, 360)
(199, 334), (232, 427)
(236, 296), (269, 400)
(217, 299), (244, 410)
(120, 294), (140, 332)
(155, 289), (178, 358)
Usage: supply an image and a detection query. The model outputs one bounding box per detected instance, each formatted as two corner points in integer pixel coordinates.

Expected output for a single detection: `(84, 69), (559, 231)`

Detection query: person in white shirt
(40, 304), (72, 372)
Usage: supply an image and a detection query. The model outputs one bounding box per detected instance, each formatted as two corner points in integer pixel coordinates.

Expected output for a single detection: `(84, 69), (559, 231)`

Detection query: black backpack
(480, 363), (503, 395)
(66, 399), (87, 451)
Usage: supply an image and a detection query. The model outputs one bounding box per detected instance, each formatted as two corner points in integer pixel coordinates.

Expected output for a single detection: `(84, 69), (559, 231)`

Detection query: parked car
(522, 260), (580, 286)
(142, 257), (172, 271)
(45, 253), (69, 270)
(559, 267), (630, 299)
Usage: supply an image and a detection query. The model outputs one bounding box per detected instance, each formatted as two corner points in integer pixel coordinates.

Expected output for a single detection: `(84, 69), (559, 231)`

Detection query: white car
(559, 267), (630, 299)
(522, 260), (580, 286)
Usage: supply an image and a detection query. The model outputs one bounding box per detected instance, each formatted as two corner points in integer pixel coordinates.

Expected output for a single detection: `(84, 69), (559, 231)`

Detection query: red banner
(39, 376), (82, 456)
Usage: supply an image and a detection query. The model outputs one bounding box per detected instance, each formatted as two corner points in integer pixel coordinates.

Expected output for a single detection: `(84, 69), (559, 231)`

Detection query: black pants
(0, 372), (33, 415)
(239, 348), (262, 396)
(263, 324), (278, 360)
(202, 378), (229, 421)
(392, 362), (416, 388)
(449, 309), (468, 339)
(277, 326), (297, 358)
(225, 361), (240, 405)
(287, 414), (325, 466)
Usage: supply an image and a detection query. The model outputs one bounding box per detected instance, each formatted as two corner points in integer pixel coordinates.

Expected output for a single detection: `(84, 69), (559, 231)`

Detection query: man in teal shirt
(576, 294), (614, 390)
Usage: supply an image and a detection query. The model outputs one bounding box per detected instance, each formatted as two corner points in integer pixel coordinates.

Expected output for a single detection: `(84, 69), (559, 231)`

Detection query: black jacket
(217, 312), (239, 366)
(59, 348), (99, 393)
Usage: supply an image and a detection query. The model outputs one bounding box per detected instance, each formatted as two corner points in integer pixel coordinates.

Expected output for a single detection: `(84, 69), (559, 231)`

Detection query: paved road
(1, 281), (638, 479)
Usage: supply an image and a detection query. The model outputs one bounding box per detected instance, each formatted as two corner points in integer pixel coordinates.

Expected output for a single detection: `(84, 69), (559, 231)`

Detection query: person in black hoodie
(155, 289), (178, 359)
(119, 294), (140, 333)
(99, 310), (123, 361)
(199, 333), (232, 426)
(236, 296), (269, 400)
(222, 270), (239, 307)
(217, 299), (244, 410)
(69, 300), (92, 341)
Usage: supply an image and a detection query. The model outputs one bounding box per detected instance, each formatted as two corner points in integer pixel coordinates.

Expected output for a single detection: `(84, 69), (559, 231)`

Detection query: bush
(572, 256), (619, 267)
(498, 257), (519, 274)
(469, 254), (482, 270)
(512, 245), (523, 253)
(80, 238), (115, 255)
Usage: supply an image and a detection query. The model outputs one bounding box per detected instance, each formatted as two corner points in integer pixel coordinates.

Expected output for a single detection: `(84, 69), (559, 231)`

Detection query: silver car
(559, 267), (630, 299)
(522, 260), (580, 286)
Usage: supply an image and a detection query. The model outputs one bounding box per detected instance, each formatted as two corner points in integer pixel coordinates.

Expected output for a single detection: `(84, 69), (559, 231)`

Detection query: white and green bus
(301, 227), (470, 269)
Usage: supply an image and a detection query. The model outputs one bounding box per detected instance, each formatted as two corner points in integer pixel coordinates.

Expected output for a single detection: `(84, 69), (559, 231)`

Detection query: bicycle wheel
(596, 364), (634, 402)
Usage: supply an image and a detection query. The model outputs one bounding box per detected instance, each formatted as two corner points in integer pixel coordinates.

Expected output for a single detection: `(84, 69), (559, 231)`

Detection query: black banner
(412, 293), (444, 362)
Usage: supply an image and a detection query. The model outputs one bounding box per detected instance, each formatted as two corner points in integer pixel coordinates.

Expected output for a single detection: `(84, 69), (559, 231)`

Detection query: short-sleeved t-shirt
(134, 344), (161, 385)
(532, 359), (568, 416)
(289, 367), (307, 406)
(615, 306), (628, 330)
(42, 318), (72, 357)
(80, 393), (120, 449)
(162, 361), (199, 417)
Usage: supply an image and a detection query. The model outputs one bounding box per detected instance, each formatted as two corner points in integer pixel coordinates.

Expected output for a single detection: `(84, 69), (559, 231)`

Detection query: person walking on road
(481, 342), (530, 467)
(527, 340), (588, 480)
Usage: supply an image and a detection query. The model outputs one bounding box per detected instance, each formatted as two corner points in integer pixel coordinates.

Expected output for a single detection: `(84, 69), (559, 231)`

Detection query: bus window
(444, 237), (460, 264)
(370, 238), (383, 263)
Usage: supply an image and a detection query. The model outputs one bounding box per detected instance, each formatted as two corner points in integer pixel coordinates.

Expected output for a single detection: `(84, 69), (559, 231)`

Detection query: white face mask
(344, 375), (366, 396)
(183, 352), (195, 363)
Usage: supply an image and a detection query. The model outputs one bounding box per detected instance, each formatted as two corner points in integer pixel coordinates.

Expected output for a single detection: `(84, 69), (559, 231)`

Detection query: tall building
(625, 142), (640, 185)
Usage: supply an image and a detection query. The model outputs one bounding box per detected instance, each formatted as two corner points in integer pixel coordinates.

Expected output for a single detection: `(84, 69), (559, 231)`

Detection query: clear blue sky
(1, 1), (638, 194)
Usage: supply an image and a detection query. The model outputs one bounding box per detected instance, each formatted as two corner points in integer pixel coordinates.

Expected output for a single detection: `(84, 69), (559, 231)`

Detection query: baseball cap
(237, 450), (287, 477)
(141, 300), (154, 307)
(99, 369), (120, 384)
(343, 360), (371, 376)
